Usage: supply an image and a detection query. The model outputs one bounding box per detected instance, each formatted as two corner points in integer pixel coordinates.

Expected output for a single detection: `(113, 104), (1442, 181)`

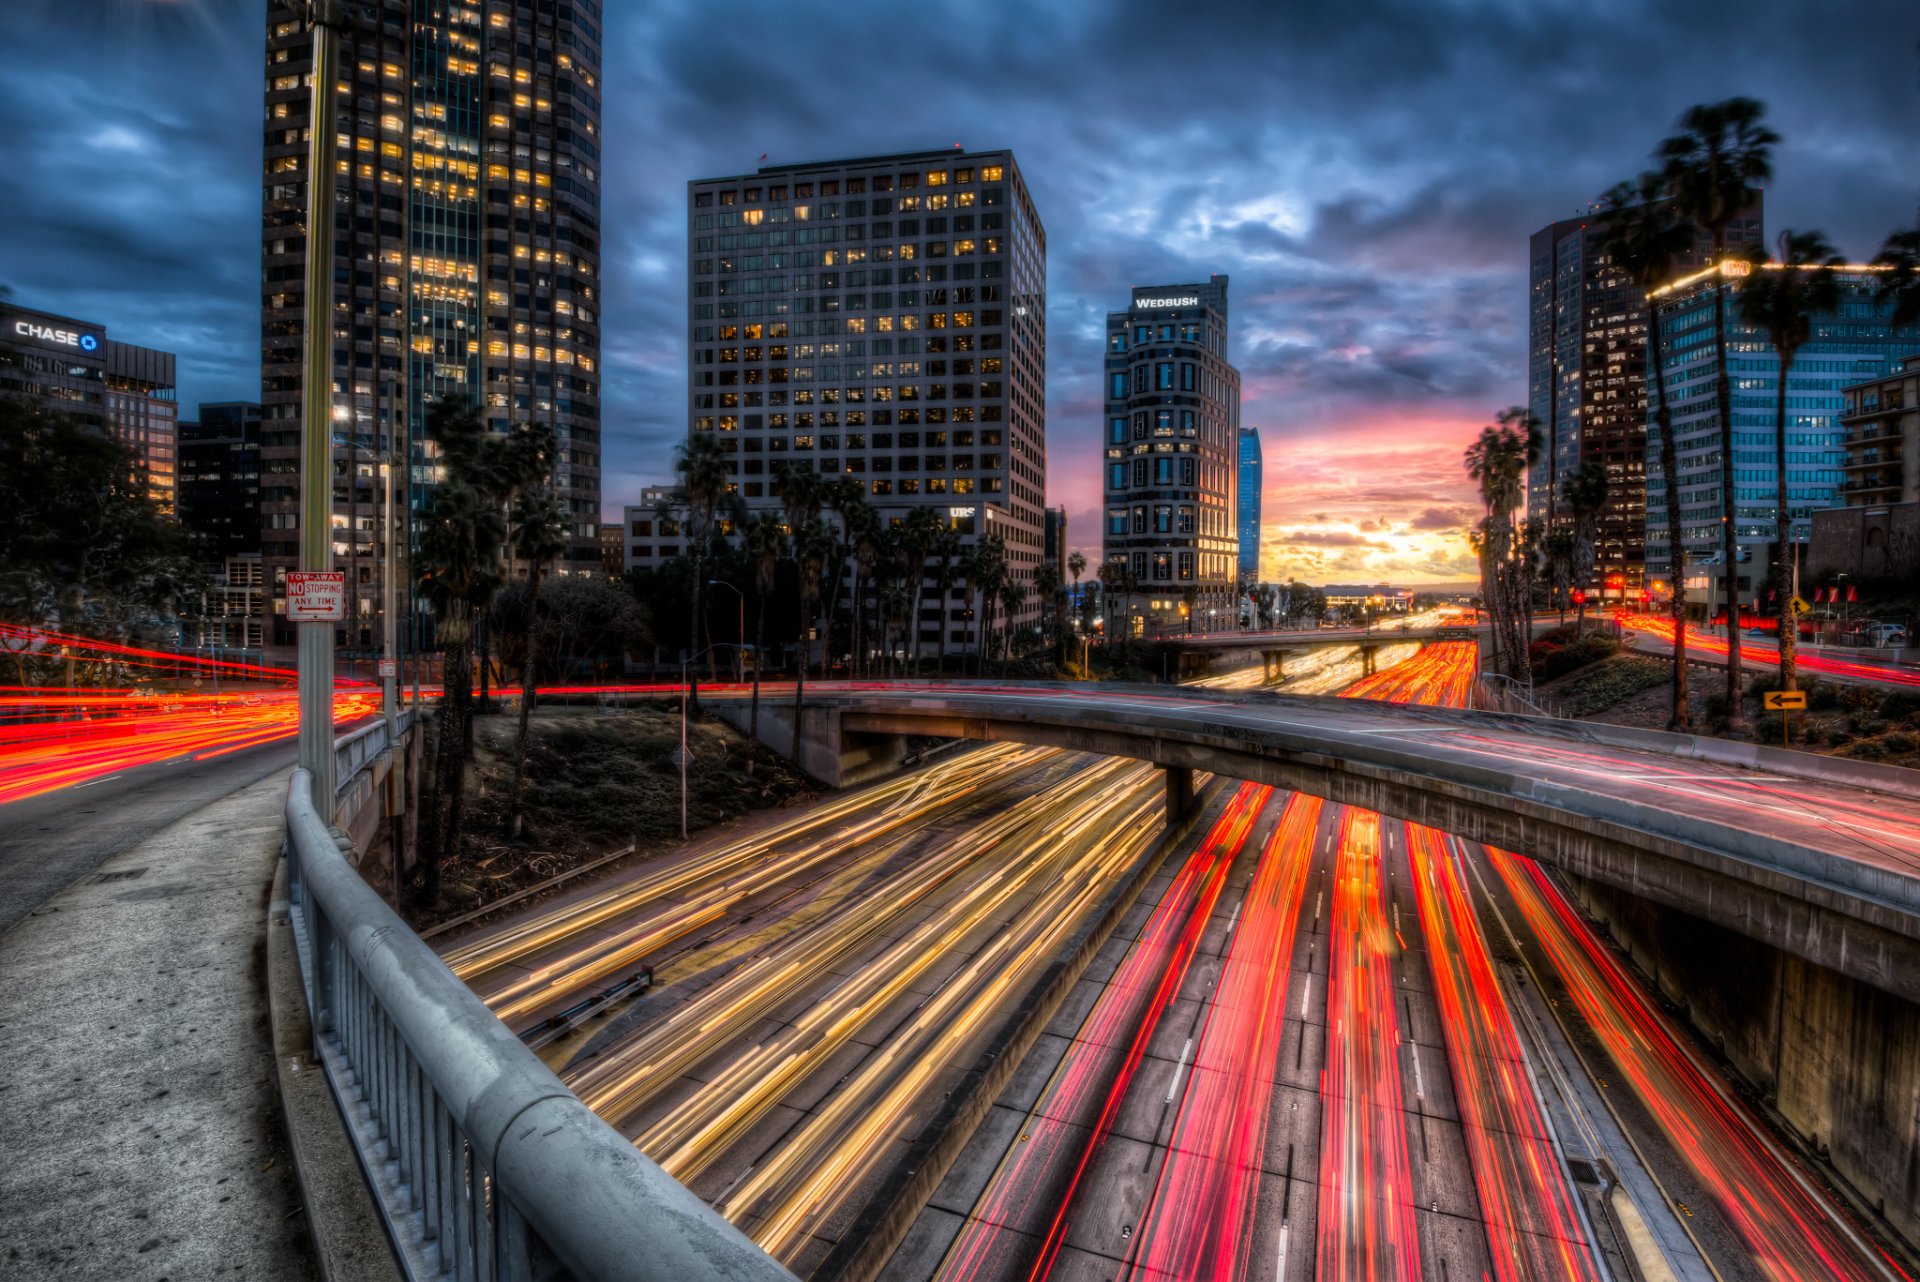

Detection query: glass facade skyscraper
(260, 1), (603, 649)
(684, 148), (1048, 653)
(1101, 276), (1241, 633)
(1236, 426), (1261, 584)
(1527, 202), (1759, 592)
(1647, 263), (1920, 604)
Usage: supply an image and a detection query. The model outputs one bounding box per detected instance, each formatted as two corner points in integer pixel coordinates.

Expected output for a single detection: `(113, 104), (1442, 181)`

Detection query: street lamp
(707, 580), (744, 682)
(297, 0), (347, 814)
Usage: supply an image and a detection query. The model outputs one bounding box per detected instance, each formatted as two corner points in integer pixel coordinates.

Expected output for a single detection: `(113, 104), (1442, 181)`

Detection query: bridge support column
(1162, 764), (1196, 824)
(1361, 644), (1377, 676)
(1263, 650), (1285, 684)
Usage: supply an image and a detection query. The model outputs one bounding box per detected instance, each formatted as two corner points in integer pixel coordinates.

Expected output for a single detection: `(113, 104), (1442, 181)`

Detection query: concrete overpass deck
(728, 680), (1920, 1006)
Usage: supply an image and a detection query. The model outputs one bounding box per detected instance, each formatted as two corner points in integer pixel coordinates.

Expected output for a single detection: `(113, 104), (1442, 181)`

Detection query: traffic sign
(377, 657), (397, 679)
(670, 745), (695, 768)
(286, 571), (346, 622)
(1762, 690), (1806, 711)
(1790, 595), (1811, 616)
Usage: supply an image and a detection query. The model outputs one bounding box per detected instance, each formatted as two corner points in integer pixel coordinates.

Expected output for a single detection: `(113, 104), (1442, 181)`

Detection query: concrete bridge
(718, 681), (1920, 1007)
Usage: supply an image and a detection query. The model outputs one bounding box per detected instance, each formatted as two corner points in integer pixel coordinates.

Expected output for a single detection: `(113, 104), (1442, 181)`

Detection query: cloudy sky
(2, 1), (1915, 583)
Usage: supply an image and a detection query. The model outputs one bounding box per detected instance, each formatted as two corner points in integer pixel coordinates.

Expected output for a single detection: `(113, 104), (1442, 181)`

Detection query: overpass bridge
(721, 680), (1920, 1006)
(274, 678), (1920, 1279)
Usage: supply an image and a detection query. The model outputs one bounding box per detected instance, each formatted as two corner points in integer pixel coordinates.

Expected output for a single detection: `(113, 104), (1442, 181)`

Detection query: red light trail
(1624, 613), (1920, 688)
(1485, 846), (1913, 1282)
(1119, 790), (1322, 1281)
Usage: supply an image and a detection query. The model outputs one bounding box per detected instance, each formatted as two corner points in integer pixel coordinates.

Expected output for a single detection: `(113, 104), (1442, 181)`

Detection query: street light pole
(298, 0), (344, 815)
(707, 580), (744, 682)
(382, 458), (399, 744)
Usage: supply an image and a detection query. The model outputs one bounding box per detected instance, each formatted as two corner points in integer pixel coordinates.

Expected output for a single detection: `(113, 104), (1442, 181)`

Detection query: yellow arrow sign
(1763, 690), (1807, 711)
(1790, 595), (1812, 615)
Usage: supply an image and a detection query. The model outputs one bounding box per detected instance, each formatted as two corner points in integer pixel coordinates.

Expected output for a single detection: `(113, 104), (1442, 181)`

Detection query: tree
(1596, 172), (1698, 729)
(1463, 407), (1542, 678)
(897, 506), (943, 673)
(1562, 460), (1611, 636)
(930, 524), (961, 675)
(1067, 550), (1087, 624)
(1542, 528), (1576, 625)
(998, 579), (1027, 660)
(1661, 97), (1778, 730)
(0, 401), (197, 657)
(965, 534), (1008, 674)
(741, 512), (786, 775)
(789, 518), (833, 760)
(671, 432), (733, 711)
(1033, 561), (1062, 649)
(1738, 229), (1844, 694)
(1873, 227), (1920, 328)
(505, 488), (569, 833)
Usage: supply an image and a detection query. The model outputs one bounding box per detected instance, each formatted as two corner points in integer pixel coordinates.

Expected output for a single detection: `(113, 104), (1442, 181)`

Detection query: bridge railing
(283, 714), (791, 1282)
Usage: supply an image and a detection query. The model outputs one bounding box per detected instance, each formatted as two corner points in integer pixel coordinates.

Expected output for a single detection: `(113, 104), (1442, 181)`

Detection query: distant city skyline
(2, 0), (1915, 583)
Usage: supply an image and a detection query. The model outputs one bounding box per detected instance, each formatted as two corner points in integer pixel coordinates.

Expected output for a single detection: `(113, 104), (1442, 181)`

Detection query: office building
(261, 1), (604, 649)
(621, 485), (680, 573)
(1043, 505), (1068, 582)
(1101, 275), (1241, 633)
(1237, 426), (1262, 584)
(0, 304), (109, 429)
(178, 402), (266, 561)
(685, 147), (1047, 653)
(600, 520), (623, 575)
(1527, 200), (1761, 592)
(105, 341), (178, 517)
(1647, 262), (1920, 609)
(1808, 354), (1920, 583)
(1, 304), (180, 513)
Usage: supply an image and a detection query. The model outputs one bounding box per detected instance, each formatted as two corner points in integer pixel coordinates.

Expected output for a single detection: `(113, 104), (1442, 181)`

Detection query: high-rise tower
(683, 148), (1047, 655)
(1236, 426), (1262, 585)
(260, 1), (603, 650)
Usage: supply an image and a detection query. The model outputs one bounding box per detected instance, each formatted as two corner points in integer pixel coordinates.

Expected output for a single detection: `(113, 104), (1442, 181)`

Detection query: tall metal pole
(383, 459), (399, 740)
(298, 0), (343, 815)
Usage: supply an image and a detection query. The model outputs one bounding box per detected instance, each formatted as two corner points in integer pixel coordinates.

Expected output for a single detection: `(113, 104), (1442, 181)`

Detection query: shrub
(1531, 632), (1622, 682)
(1878, 690), (1920, 722)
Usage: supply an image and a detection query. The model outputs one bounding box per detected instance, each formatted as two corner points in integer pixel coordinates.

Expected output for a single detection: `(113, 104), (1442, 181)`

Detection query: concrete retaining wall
(1567, 875), (1920, 1251)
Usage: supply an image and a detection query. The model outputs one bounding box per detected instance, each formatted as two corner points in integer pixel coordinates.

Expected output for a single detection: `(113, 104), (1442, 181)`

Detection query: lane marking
(1166, 1038), (1193, 1103)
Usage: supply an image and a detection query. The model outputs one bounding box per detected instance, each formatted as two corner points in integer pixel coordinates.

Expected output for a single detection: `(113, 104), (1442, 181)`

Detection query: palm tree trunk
(1774, 349), (1798, 696)
(748, 587), (765, 777)
(907, 561), (925, 675)
(507, 560), (543, 833)
(688, 549), (705, 715)
(1714, 269), (1746, 729)
(1649, 308), (1691, 731)
(790, 597), (809, 762)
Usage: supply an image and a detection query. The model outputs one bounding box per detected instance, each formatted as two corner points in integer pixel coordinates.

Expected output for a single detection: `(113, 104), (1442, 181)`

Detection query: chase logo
(79, 333), (99, 352)
(11, 319), (101, 352)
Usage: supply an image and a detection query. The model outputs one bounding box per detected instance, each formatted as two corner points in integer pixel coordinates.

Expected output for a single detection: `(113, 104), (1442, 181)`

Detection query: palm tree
(505, 488), (568, 832)
(772, 461), (826, 675)
(898, 506), (943, 673)
(1661, 97), (1777, 729)
(672, 432), (732, 712)
(1562, 460), (1611, 636)
(968, 534), (1008, 674)
(847, 503), (881, 676)
(741, 512), (786, 776)
(415, 450), (505, 889)
(998, 579), (1027, 660)
(1873, 227), (1920, 327)
(1033, 561), (1062, 650)
(789, 518), (833, 760)
(1542, 528), (1576, 625)
(823, 477), (869, 675)
(930, 524), (961, 676)
(1738, 229), (1844, 694)
(1067, 550), (1087, 620)
(1597, 171), (1698, 729)
(1463, 407), (1541, 677)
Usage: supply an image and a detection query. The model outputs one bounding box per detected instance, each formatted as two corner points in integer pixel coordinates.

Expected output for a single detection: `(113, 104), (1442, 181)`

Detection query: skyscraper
(260, 2), (603, 649)
(1648, 262), (1920, 608)
(684, 148), (1047, 654)
(1527, 200), (1761, 594)
(178, 402), (266, 562)
(1236, 426), (1262, 584)
(1101, 276), (1241, 634)
(0, 303), (177, 515)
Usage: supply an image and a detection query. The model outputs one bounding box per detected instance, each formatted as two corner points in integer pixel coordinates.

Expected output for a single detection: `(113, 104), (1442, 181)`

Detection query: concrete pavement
(0, 770), (317, 1282)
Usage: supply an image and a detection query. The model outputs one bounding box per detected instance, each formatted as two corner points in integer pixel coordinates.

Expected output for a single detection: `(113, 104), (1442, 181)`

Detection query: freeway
(1624, 613), (1920, 688)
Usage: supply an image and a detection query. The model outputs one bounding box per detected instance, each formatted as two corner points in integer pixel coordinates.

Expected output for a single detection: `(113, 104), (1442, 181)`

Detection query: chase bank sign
(9, 317), (102, 353)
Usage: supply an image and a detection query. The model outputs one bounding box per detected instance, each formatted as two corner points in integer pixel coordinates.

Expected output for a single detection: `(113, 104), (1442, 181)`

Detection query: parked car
(1862, 622), (1909, 648)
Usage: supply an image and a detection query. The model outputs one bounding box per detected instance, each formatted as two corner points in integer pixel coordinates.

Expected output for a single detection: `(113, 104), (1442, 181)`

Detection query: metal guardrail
(284, 715), (792, 1282)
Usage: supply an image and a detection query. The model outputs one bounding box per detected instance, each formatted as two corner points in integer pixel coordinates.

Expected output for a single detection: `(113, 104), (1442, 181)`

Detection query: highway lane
(1624, 613), (1920, 689)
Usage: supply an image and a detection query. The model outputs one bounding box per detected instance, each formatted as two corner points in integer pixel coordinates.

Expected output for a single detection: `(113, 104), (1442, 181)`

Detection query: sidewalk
(0, 771), (316, 1281)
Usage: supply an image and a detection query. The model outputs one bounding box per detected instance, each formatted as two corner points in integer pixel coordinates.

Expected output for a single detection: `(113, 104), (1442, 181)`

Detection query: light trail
(1486, 845), (1914, 1282)
(1315, 807), (1425, 1279)
(564, 749), (1117, 1120)
(1119, 790), (1322, 1281)
(1406, 824), (1602, 1282)
(710, 764), (1168, 1264)
(935, 781), (1273, 1282)
(1624, 613), (1920, 689)
(1340, 641), (1480, 707)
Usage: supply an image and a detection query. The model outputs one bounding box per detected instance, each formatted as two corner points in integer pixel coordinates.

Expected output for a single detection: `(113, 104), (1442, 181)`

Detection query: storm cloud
(3, 0), (1914, 582)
